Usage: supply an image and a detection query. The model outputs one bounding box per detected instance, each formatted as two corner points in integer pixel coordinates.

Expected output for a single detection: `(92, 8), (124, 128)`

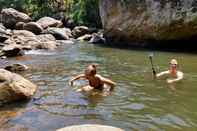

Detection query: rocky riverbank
(0, 8), (105, 59)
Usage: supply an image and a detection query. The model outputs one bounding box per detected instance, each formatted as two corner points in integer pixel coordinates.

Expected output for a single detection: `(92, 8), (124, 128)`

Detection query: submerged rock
(0, 69), (37, 104)
(1, 8), (31, 29)
(100, 0), (197, 42)
(4, 63), (28, 72)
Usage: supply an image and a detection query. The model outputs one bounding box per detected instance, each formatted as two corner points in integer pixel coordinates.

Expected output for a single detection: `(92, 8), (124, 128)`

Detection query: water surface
(1, 41), (197, 131)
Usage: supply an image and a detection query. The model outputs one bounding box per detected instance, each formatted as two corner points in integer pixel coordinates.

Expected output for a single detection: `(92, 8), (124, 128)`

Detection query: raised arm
(98, 75), (116, 91)
(69, 74), (85, 86)
(156, 70), (170, 78)
(167, 71), (184, 84)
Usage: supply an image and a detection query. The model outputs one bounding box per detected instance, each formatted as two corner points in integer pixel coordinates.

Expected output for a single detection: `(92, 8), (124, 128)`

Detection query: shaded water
(1, 41), (197, 131)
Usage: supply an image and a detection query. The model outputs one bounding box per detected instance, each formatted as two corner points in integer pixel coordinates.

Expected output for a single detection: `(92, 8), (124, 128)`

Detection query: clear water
(1, 41), (197, 131)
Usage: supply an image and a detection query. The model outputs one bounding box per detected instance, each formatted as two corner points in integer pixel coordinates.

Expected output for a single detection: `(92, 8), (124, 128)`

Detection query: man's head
(169, 59), (178, 71)
(170, 59), (178, 66)
(85, 64), (98, 77)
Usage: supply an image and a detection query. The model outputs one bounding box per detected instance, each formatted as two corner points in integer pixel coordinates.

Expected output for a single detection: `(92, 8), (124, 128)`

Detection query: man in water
(156, 59), (184, 84)
(69, 64), (116, 92)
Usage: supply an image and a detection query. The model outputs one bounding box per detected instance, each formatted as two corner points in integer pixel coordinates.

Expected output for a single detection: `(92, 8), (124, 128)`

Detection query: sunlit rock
(23, 22), (43, 35)
(57, 124), (124, 131)
(36, 17), (62, 29)
(0, 69), (37, 104)
(1, 8), (31, 29)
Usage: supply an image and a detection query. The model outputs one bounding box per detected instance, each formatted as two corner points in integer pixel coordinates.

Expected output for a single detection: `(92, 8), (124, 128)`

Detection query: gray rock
(36, 17), (62, 29)
(23, 22), (43, 34)
(1, 8), (31, 29)
(15, 22), (25, 30)
(43, 27), (72, 40)
(0, 69), (37, 104)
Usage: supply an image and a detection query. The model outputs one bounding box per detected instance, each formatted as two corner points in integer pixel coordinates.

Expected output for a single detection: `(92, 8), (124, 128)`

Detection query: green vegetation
(70, 0), (101, 27)
(0, 0), (102, 27)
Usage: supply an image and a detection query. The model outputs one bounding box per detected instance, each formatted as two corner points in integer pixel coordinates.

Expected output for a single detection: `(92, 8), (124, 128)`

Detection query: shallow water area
(0, 41), (197, 131)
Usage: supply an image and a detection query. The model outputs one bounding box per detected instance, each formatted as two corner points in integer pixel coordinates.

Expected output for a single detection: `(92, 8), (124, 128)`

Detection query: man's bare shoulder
(95, 74), (103, 79)
(177, 71), (184, 77)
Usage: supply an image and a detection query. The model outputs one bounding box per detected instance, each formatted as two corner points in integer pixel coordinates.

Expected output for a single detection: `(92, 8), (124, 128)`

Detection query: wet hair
(85, 64), (98, 76)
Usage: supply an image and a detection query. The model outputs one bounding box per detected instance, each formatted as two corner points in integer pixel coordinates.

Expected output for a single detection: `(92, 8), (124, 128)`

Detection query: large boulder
(36, 17), (62, 29)
(100, 0), (197, 42)
(1, 8), (31, 29)
(0, 69), (37, 104)
(23, 22), (43, 34)
(43, 27), (72, 40)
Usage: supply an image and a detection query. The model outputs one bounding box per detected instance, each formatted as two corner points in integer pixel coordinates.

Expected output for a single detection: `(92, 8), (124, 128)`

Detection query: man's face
(170, 63), (177, 70)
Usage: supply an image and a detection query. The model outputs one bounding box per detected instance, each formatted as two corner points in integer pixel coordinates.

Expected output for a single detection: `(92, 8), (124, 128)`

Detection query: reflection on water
(1, 42), (197, 131)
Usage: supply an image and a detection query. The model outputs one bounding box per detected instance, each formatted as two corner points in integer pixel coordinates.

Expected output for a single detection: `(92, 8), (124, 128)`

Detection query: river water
(0, 41), (197, 131)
